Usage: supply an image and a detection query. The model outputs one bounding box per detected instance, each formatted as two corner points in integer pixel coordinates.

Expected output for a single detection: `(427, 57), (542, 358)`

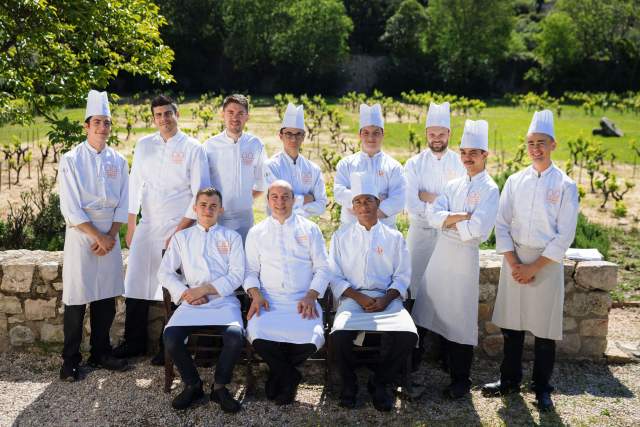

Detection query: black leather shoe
(210, 386), (241, 413)
(87, 354), (129, 371)
(536, 391), (554, 412)
(265, 372), (280, 400)
(339, 382), (358, 409)
(275, 369), (302, 406)
(172, 381), (204, 410)
(112, 342), (145, 358)
(59, 364), (80, 382)
(367, 378), (392, 412)
(443, 381), (470, 400)
(150, 350), (165, 366)
(481, 380), (520, 397)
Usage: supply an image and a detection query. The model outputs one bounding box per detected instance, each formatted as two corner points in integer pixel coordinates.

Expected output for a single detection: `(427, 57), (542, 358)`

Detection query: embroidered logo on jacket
(377, 170), (384, 177)
(295, 234), (309, 245)
(104, 164), (119, 178)
(171, 151), (185, 164)
(546, 189), (561, 205)
(216, 240), (230, 255)
(301, 172), (313, 185)
(466, 191), (481, 206)
(375, 246), (384, 255)
(241, 151), (255, 166)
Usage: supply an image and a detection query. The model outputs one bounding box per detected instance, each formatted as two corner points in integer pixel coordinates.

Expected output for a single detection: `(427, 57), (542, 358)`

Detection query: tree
(381, 0), (429, 60)
(534, 11), (582, 75)
(0, 0), (174, 125)
(344, 0), (402, 54)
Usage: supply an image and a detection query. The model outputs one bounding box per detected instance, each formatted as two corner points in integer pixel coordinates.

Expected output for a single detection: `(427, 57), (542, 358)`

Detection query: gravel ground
(2, 311), (639, 426)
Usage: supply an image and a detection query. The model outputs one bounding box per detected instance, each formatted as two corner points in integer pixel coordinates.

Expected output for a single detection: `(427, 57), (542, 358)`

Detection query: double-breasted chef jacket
(125, 131), (210, 301)
(264, 151), (327, 218)
(158, 223), (245, 329)
(334, 151), (406, 228)
(244, 214), (330, 350)
(59, 141), (129, 306)
(492, 164), (579, 340)
(203, 131), (267, 241)
(412, 170), (499, 346)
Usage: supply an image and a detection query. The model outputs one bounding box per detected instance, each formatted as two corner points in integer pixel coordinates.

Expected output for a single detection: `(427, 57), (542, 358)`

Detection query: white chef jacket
(157, 223), (245, 329)
(203, 130), (267, 237)
(59, 141), (129, 305)
(265, 151), (327, 217)
(334, 151), (406, 227)
(404, 148), (466, 227)
(495, 164), (579, 263)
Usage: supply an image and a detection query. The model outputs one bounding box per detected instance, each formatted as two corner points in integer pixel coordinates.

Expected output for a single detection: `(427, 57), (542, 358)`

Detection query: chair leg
(245, 343), (256, 396)
(325, 334), (332, 393)
(164, 347), (174, 393)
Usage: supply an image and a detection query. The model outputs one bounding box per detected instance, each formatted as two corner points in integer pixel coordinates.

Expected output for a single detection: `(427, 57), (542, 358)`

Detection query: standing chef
(334, 104), (406, 228)
(264, 103), (327, 218)
(412, 119), (499, 399)
(114, 95), (210, 362)
(482, 110), (579, 412)
(59, 90), (129, 380)
(330, 172), (418, 412)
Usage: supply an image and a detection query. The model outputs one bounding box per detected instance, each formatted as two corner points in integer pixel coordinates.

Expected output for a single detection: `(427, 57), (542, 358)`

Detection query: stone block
(580, 319), (608, 337)
(485, 321), (501, 335)
(558, 334), (581, 354)
(24, 298), (57, 320)
(478, 303), (492, 321)
(575, 261), (618, 291)
(0, 315), (7, 352)
(565, 292), (611, 317)
(0, 261), (34, 293)
(563, 317), (577, 332)
(52, 282), (63, 291)
(9, 325), (35, 346)
(581, 337), (607, 357)
(482, 334), (503, 357)
(479, 250), (502, 283)
(40, 323), (64, 343)
(564, 259), (576, 283)
(0, 296), (22, 314)
(479, 283), (496, 303)
(38, 261), (59, 283)
(8, 315), (24, 324)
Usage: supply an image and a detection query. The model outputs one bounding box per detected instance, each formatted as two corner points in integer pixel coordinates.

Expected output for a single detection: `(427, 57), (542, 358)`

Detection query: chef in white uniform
(334, 104), (406, 228)
(115, 94), (210, 361)
(265, 103), (327, 218)
(412, 119), (499, 399)
(482, 110), (579, 412)
(158, 187), (244, 413)
(59, 90), (129, 381)
(329, 172), (418, 412)
(244, 180), (330, 406)
(203, 94), (268, 242)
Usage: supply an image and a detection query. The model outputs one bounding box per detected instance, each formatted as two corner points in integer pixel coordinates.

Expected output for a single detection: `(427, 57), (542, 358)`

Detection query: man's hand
(181, 286), (211, 304)
(418, 191), (438, 203)
(93, 233), (115, 255)
(443, 212), (471, 228)
(353, 293), (376, 310)
(512, 264), (537, 285)
(247, 288), (269, 320)
(303, 193), (315, 204)
(364, 290), (399, 313)
(90, 241), (108, 256)
(297, 290), (320, 319)
(190, 296), (209, 306)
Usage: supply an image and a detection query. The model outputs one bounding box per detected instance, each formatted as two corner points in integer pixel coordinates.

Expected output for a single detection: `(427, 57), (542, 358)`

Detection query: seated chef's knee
(395, 331), (418, 349)
(331, 330), (357, 347)
(163, 327), (186, 353)
(222, 325), (245, 350)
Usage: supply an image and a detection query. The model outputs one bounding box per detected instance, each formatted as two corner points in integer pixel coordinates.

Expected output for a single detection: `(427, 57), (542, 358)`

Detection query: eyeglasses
(282, 131), (304, 140)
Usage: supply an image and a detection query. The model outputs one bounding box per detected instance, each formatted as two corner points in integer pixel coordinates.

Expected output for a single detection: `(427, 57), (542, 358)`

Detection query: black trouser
(500, 328), (555, 393)
(123, 297), (166, 352)
(441, 337), (473, 388)
(332, 330), (417, 387)
(164, 325), (245, 386)
(62, 297), (116, 367)
(252, 339), (316, 384)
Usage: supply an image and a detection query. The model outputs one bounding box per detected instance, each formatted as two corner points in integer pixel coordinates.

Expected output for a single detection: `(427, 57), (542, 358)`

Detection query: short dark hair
(222, 94), (249, 112)
(195, 187), (223, 204)
(150, 94), (178, 114)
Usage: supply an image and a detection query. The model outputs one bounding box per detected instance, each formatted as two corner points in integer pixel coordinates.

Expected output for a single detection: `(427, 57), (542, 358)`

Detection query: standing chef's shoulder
(555, 165), (577, 192)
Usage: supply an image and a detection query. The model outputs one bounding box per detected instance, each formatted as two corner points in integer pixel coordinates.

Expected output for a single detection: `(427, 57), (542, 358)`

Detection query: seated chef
(329, 172), (418, 412)
(243, 180), (331, 406)
(158, 187), (245, 413)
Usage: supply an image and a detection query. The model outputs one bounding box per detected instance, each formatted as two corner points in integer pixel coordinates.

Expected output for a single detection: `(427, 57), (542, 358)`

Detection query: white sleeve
(329, 233), (352, 299)
(242, 228), (262, 291)
(184, 145), (211, 220)
(157, 237), (188, 304)
(128, 141), (143, 216)
(457, 186), (500, 242)
(113, 159), (129, 223)
(58, 155), (90, 226)
(333, 159), (353, 207)
(211, 232), (245, 297)
(379, 163), (406, 218)
(429, 189), (451, 229)
(388, 235), (411, 300)
(301, 169), (328, 217)
(404, 159), (429, 217)
(542, 182), (579, 263)
(308, 225), (330, 297)
(495, 177), (516, 254)
(253, 144), (268, 192)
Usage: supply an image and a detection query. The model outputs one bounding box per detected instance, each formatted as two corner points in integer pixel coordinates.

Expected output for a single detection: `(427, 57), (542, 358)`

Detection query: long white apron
(331, 290), (418, 335)
(125, 188), (192, 301)
(412, 232), (479, 346)
(166, 295), (244, 329)
(407, 224), (439, 299)
(62, 209), (124, 306)
(491, 244), (564, 340)
(246, 290), (325, 350)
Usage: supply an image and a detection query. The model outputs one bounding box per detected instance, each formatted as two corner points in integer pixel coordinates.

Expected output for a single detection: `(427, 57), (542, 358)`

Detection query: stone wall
(0, 250), (617, 359)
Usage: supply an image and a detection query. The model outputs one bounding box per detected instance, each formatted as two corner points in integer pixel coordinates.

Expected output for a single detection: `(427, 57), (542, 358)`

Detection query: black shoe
(87, 354), (129, 371)
(172, 381), (204, 410)
(536, 391), (554, 412)
(443, 381), (470, 400)
(112, 342), (145, 358)
(59, 364), (80, 382)
(265, 372), (280, 400)
(367, 378), (392, 412)
(275, 369), (302, 406)
(210, 386), (241, 413)
(481, 380), (520, 397)
(150, 350), (165, 366)
(339, 382), (358, 409)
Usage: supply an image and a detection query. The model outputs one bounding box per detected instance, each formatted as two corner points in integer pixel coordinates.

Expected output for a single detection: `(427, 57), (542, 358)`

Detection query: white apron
(331, 290), (417, 336)
(412, 231), (479, 346)
(124, 187), (191, 301)
(246, 291), (325, 350)
(406, 225), (439, 299)
(166, 295), (244, 329)
(492, 244), (564, 340)
(62, 209), (124, 306)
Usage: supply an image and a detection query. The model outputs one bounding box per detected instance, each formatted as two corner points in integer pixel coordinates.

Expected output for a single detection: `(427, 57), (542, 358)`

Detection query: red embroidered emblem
(466, 191), (481, 205)
(546, 189), (561, 204)
(295, 234), (309, 244)
(104, 164), (119, 178)
(375, 246), (384, 255)
(301, 172), (313, 185)
(241, 151), (255, 165)
(216, 241), (230, 255)
(377, 170), (384, 177)
(171, 151), (185, 164)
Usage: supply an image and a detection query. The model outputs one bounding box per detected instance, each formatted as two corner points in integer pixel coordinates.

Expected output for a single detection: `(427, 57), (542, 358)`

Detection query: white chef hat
(359, 103), (384, 130)
(425, 102), (450, 130)
(281, 103), (305, 131)
(460, 119), (489, 151)
(527, 109), (555, 140)
(351, 172), (378, 201)
(85, 90), (111, 119)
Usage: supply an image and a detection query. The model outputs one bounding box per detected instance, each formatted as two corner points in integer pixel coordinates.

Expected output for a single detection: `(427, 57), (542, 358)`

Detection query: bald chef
(244, 180), (331, 406)
(59, 90), (129, 380)
(330, 172), (417, 412)
(265, 103), (327, 218)
(482, 110), (579, 412)
(334, 104), (406, 228)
